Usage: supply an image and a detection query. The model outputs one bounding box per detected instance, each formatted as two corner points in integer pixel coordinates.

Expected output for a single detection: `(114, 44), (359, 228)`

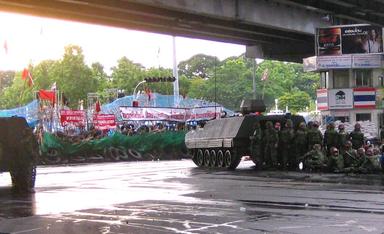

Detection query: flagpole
(172, 36), (179, 107)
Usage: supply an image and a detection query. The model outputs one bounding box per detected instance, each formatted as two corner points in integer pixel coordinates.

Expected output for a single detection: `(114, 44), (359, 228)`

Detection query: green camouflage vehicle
(0, 117), (38, 192)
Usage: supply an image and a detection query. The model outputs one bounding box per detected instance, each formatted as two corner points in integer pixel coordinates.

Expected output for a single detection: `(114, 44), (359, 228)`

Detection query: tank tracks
(190, 148), (242, 170)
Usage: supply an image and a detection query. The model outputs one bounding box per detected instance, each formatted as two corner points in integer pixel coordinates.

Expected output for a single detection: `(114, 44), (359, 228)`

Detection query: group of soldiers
(250, 120), (384, 173)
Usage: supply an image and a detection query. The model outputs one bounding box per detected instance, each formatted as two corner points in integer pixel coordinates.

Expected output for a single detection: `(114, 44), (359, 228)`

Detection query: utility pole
(172, 36), (179, 107)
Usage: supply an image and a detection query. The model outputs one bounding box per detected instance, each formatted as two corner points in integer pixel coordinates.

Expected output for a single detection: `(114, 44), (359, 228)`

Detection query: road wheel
(224, 150), (232, 168)
(196, 149), (204, 167)
(217, 150), (224, 167)
(210, 150), (217, 167)
(203, 149), (210, 167)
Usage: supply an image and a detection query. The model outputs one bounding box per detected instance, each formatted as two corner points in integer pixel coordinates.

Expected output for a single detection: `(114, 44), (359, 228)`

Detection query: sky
(0, 11), (245, 73)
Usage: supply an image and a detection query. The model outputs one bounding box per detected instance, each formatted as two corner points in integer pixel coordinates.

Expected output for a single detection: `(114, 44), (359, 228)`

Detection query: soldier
(337, 124), (349, 154)
(263, 121), (279, 168)
(306, 121), (323, 151)
(343, 141), (357, 168)
(302, 144), (327, 172)
(344, 147), (368, 173)
(327, 147), (344, 173)
(279, 119), (295, 170)
(249, 122), (263, 168)
(324, 122), (339, 156)
(294, 122), (307, 168)
(349, 123), (365, 150)
(362, 148), (381, 173)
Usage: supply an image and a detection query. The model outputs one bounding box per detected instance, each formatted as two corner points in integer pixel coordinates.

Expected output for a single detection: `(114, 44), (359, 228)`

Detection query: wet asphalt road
(0, 160), (384, 233)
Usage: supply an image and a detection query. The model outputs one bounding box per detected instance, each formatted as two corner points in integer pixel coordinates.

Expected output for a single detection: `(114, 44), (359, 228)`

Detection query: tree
(278, 91), (311, 113)
(110, 57), (145, 95)
(178, 54), (220, 79)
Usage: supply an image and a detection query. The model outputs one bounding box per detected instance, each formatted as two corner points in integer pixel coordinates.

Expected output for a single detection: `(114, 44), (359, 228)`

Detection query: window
(333, 70), (349, 88)
(354, 69), (372, 87)
(320, 71), (328, 88)
(334, 116), (349, 123)
(356, 113), (371, 122)
(379, 75), (384, 87)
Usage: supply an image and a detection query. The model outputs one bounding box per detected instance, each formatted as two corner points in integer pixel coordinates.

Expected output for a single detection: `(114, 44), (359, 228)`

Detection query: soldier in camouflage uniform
(249, 122), (263, 168)
(324, 122), (339, 156)
(302, 144), (327, 172)
(337, 124), (349, 154)
(344, 147), (368, 173)
(342, 141), (357, 168)
(279, 119), (295, 170)
(327, 147), (344, 173)
(306, 121), (323, 151)
(349, 123), (365, 150)
(294, 122), (307, 168)
(263, 121), (279, 168)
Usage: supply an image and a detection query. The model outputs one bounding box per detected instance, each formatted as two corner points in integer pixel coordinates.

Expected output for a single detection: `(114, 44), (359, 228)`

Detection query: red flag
(22, 68), (29, 80)
(95, 100), (101, 112)
(38, 90), (56, 104)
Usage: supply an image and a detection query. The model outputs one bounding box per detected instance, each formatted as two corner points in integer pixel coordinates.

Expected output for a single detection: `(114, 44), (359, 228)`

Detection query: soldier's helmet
(328, 122), (335, 129)
(355, 123), (361, 130)
(299, 122), (306, 129)
(265, 121), (273, 129)
(285, 119), (293, 128)
(345, 140), (352, 148)
(338, 124), (345, 130)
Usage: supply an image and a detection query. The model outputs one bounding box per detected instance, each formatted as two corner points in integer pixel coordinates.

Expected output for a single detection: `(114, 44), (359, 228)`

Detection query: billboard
(93, 114), (116, 130)
(328, 89), (353, 110)
(317, 25), (383, 56)
(60, 110), (86, 127)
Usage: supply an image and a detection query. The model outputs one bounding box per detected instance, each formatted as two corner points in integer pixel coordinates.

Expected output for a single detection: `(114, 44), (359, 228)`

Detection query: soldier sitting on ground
(302, 144), (328, 172)
(327, 147), (344, 173)
(363, 148), (382, 173)
(344, 147), (368, 173)
(343, 141), (357, 168)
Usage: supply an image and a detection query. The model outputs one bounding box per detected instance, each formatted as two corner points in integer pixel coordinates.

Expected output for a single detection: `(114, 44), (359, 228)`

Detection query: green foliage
(178, 54), (219, 79)
(278, 91), (311, 113)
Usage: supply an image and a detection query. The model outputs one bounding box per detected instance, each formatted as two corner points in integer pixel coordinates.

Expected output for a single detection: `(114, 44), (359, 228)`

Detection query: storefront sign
(93, 114), (116, 130)
(317, 55), (352, 69)
(352, 54), (382, 68)
(328, 89), (353, 109)
(60, 110), (86, 126)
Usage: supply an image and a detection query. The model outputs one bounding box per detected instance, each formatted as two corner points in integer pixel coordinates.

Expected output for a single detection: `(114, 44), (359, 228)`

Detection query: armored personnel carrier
(185, 100), (305, 169)
(0, 117), (38, 192)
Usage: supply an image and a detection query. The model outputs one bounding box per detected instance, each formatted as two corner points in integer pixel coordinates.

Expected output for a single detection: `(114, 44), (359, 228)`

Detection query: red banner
(60, 110), (86, 127)
(93, 114), (116, 130)
(39, 90), (56, 104)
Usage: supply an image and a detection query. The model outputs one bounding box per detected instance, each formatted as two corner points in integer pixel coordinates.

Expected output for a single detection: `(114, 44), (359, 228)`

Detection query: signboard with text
(60, 110), (86, 127)
(93, 114), (116, 130)
(328, 89), (353, 109)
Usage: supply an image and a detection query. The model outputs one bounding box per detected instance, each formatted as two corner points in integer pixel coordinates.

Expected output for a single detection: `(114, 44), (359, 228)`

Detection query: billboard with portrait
(317, 25), (383, 56)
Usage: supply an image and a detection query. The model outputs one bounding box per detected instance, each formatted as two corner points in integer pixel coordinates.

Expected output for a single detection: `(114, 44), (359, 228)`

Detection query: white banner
(119, 106), (222, 122)
(303, 56), (317, 72)
(352, 54), (382, 68)
(328, 89), (353, 109)
(317, 55), (352, 69)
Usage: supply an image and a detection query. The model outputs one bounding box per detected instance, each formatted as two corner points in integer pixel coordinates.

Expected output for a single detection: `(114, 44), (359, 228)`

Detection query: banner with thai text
(93, 114), (116, 130)
(119, 107), (222, 122)
(60, 110), (86, 127)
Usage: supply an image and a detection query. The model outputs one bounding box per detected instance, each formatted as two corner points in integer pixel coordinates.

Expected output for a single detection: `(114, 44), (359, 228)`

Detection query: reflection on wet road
(0, 160), (384, 233)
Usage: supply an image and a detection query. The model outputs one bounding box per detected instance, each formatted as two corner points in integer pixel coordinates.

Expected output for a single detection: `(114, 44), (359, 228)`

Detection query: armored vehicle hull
(185, 114), (305, 169)
(0, 117), (38, 192)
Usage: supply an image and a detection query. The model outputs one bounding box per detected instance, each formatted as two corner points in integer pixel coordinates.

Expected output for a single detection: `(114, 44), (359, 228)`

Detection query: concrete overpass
(0, 0), (382, 62)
